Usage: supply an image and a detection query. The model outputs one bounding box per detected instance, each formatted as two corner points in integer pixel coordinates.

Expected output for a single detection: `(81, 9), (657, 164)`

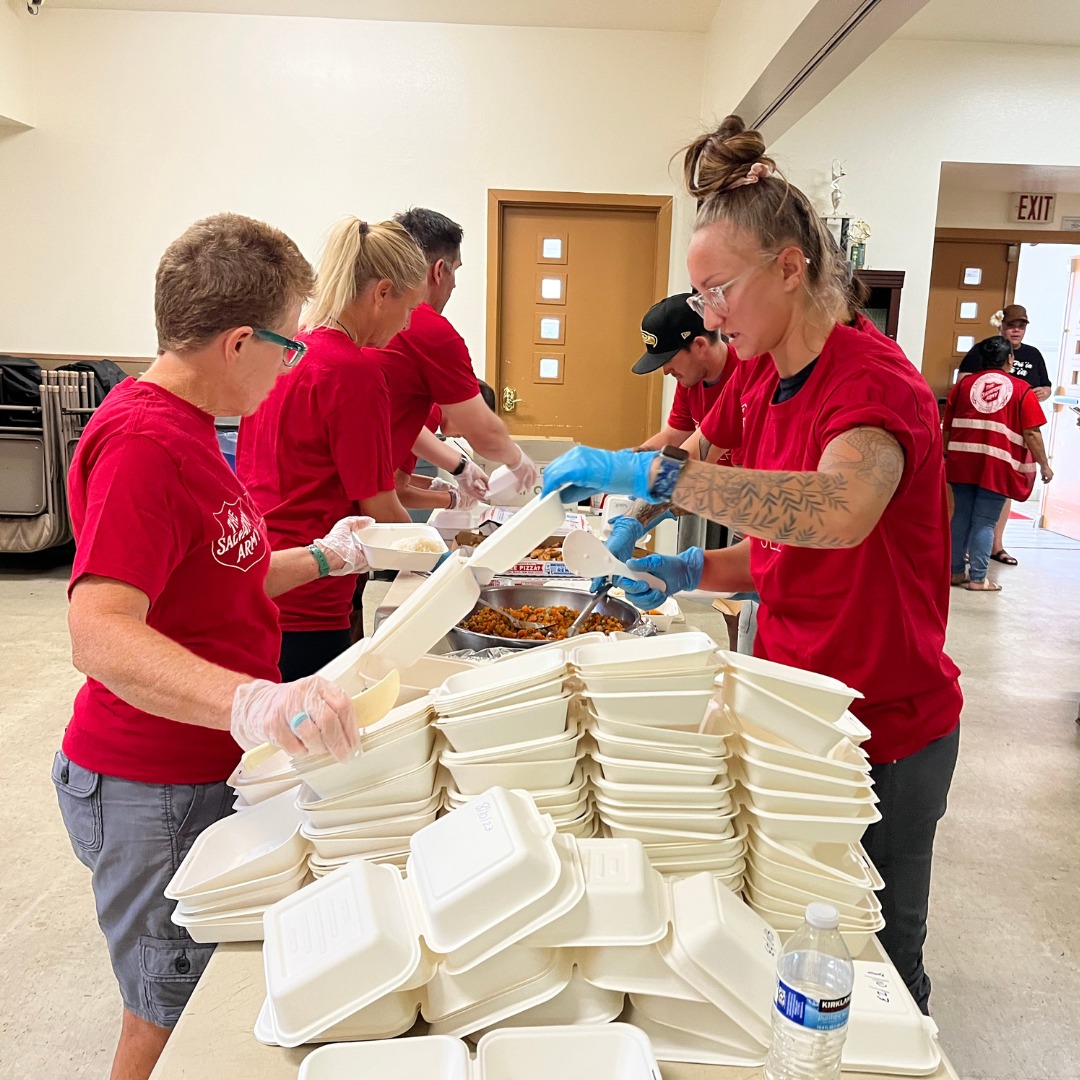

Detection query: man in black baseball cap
(633, 292), (735, 450)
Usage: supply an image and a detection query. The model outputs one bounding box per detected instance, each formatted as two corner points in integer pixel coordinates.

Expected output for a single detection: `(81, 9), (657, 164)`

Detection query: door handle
(502, 386), (523, 413)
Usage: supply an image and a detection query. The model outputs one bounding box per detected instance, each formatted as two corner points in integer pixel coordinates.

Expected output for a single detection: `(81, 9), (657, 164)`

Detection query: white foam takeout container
(263, 789), (582, 1045)
(592, 771), (736, 807)
(434, 650), (569, 709)
(724, 674), (870, 758)
(443, 753), (585, 797)
(436, 693), (572, 754)
(165, 787), (306, 899)
(592, 750), (730, 788)
(592, 713), (732, 753)
(299, 789), (441, 831)
(748, 832), (883, 893)
(296, 1024), (662, 1080)
(570, 631), (718, 674)
(440, 723), (583, 766)
(740, 798), (882, 845)
(579, 667), (718, 695)
(586, 689), (715, 730)
(719, 650), (862, 723)
(435, 675), (568, 721)
(294, 752), (440, 812)
(357, 522), (449, 573)
(738, 752), (877, 798)
(590, 727), (729, 768)
(737, 715), (871, 779)
(465, 492), (569, 582)
(471, 967), (624, 1035)
(740, 779), (878, 819)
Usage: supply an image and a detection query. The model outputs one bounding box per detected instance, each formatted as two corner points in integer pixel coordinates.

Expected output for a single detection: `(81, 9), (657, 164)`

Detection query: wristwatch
(450, 453), (468, 477)
(650, 445), (690, 502)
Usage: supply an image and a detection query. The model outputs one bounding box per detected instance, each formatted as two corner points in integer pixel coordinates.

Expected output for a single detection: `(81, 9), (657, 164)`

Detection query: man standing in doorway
(961, 303), (1052, 566)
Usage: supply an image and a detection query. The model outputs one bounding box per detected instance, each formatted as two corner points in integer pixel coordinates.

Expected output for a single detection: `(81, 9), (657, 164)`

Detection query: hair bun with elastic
(358, 220), (370, 236)
(682, 114), (775, 200)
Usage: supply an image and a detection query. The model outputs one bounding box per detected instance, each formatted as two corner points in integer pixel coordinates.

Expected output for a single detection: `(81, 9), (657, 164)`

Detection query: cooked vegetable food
(460, 603), (624, 641)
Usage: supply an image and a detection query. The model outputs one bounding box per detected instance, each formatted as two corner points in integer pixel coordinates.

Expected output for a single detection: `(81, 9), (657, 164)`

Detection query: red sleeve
(1019, 386), (1046, 430)
(815, 369), (938, 498)
(700, 367), (743, 451)
(320, 359), (396, 502)
(667, 383), (695, 432)
(70, 434), (194, 604)
(425, 405), (443, 433)
(424, 322), (481, 407)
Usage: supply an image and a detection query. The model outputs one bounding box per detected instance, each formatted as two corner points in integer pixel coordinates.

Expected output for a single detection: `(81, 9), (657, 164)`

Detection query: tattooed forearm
(628, 498), (675, 529)
(670, 427), (904, 549)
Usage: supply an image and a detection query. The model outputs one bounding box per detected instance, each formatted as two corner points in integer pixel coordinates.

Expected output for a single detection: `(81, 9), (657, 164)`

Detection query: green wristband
(307, 543), (332, 578)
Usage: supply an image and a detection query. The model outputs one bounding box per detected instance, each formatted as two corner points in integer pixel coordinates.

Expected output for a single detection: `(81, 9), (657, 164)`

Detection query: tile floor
(0, 523), (1077, 1079)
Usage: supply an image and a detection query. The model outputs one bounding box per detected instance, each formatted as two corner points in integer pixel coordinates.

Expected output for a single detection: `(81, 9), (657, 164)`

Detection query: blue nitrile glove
(616, 547), (705, 611)
(591, 515), (660, 593)
(541, 447), (660, 505)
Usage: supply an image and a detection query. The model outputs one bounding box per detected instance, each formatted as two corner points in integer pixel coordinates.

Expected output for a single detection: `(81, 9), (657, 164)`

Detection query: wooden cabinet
(855, 269), (905, 340)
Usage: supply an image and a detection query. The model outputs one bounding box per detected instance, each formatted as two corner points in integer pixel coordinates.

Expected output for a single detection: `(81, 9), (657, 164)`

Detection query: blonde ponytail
(302, 217), (428, 331)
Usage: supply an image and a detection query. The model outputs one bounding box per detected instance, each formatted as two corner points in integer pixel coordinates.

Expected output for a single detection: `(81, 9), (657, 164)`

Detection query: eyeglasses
(686, 254), (781, 320)
(254, 328), (307, 368)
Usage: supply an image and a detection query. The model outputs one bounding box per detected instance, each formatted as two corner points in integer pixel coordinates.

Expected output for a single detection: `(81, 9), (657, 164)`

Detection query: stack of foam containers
(719, 650), (887, 950)
(165, 787), (308, 942)
(434, 651), (595, 838)
(253, 785), (942, 1074)
(571, 633), (744, 882)
(294, 696), (442, 879)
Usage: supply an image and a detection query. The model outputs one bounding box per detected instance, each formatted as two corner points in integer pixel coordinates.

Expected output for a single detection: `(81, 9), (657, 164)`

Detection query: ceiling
(894, 0), (1080, 49)
(940, 162), (1080, 196)
(38, 0), (724, 32)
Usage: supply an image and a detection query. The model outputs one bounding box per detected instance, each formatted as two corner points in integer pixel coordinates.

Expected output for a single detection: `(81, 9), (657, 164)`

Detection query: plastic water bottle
(764, 902), (854, 1080)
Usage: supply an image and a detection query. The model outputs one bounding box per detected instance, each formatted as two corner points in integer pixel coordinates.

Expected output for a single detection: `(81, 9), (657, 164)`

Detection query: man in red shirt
(55, 214), (368, 1080)
(633, 292), (735, 458)
(374, 208), (538, 497)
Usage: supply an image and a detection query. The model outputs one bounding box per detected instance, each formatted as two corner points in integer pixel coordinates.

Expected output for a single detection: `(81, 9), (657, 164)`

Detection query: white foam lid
(465, 491), (569, 579)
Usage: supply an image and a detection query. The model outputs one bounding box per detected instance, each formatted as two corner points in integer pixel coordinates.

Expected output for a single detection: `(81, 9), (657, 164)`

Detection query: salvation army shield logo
(970, 371), (1014, 415)
(211, 499), (268, 572)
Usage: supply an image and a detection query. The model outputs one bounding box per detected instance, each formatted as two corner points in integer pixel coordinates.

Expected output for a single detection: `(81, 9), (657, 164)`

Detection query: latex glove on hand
(509, 449), (540, 495)
(616, 546), (705, 611)
(457, 460), (490, 502)
(430, 477), (479, 511)
(542, 446), (660, 505)
(590, 515), (647, 593)
(230, 676), (359, 761)
(314, 515), (375, 576)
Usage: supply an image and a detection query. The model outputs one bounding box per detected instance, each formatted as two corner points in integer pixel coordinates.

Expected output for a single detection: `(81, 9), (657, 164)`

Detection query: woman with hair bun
(543, 115), (961, 1013)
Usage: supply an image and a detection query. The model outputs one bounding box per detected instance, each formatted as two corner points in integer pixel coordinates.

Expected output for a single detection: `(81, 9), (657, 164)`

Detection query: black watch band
(450, 453), (468, 477)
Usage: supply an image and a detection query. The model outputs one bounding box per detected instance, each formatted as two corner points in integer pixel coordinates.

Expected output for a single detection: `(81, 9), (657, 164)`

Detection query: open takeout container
(719, 650), (862, 722)
(357, 522), (448, 572)
(570, 631), (718, 674)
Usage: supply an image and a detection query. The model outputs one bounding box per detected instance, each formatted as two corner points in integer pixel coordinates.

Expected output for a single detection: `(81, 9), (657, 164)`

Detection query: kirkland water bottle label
(774, 978), (851, 1031)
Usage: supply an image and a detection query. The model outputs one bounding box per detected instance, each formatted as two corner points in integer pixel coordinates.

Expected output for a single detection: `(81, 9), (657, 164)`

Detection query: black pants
(278, 629), (353, 682)
(860, 724), (960, 1015)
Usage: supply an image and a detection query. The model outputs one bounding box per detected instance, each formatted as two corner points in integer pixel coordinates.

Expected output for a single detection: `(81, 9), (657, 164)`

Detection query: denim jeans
(949, 483), (1007, 582)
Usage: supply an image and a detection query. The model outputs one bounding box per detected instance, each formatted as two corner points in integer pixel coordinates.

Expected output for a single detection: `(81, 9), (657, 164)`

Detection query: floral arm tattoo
(669, 426), (904, 549)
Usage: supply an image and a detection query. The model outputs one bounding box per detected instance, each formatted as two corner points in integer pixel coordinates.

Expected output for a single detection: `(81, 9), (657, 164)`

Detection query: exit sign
(1011, 192), (1057, 223)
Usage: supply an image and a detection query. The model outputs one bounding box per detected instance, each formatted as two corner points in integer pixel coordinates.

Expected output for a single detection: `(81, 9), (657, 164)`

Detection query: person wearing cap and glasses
(958, 303), (1052, 566)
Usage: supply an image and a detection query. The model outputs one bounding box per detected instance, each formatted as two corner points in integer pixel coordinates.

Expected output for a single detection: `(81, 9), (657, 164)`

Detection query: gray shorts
(52, 750), (234, 1028)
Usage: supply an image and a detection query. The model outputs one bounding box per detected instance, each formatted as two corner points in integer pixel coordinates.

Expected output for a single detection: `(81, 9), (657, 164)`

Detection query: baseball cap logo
(641, 330), (658, 348)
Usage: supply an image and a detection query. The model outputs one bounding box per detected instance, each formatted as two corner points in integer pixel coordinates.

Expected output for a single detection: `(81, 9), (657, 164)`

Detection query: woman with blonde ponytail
(543, 116), (960, 1014)
(237, 217), (429, 679)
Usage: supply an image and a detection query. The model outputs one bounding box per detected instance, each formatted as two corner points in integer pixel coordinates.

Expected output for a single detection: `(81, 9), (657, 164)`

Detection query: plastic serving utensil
(566, 581), (612, 638)
(239, 669), (401, 771)
(561, 529), (666, 593)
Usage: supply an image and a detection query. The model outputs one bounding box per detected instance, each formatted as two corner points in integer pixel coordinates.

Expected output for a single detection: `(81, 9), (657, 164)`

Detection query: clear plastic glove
(430, 476), (478, 511)
(457, 459), (490, 502)
(616, 546), (705, 611)
(230, 676), (358, 761)
(509, 449), (540, 495)
(313, 515), (374, 576)
(541, 446), (659, 505)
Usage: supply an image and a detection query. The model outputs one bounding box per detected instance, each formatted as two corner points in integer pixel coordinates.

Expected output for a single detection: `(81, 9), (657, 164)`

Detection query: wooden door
(922, 241), (1013, 399)
(489, 195), (669, 450)
(1041, 257), (1080, 539)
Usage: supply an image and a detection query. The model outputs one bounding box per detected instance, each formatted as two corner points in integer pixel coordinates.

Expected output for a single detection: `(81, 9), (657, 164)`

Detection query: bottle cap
(805, 902), (840, 930)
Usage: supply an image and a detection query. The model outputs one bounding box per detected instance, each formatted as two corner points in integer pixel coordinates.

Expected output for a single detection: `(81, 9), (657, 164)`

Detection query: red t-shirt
(944, 371), (1044, 500)
(733, 324), (962, 765)
(64, 380), (280, 785)
(236, 327), (395, 632)
(373, 303), (481, 472)
(668, 346), (738, 432)
(401, 405), (443, 474)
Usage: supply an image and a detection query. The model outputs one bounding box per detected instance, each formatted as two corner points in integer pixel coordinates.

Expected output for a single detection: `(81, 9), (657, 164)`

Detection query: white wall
(771, 38), (1080, 365)
(0, 2), (35, 127)
(0, 9), (703, 365)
